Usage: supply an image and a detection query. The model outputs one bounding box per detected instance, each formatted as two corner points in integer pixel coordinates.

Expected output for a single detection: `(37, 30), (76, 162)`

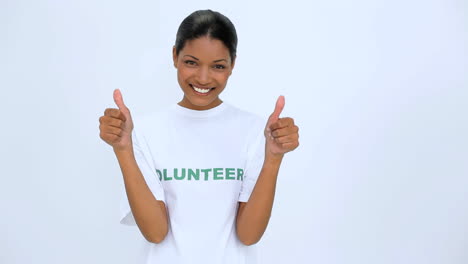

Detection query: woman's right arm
(114, 148), (168, 243)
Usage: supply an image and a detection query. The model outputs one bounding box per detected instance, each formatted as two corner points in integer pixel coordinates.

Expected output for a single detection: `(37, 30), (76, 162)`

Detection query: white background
(1, 0), (467, 263)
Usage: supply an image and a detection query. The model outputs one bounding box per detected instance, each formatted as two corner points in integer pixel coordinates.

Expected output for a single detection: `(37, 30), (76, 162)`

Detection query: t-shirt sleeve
(119, 124), (166, 226)
(238, 119), (266, 203)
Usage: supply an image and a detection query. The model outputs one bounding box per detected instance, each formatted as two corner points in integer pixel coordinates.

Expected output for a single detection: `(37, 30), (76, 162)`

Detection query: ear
(172, 46), (178, 68)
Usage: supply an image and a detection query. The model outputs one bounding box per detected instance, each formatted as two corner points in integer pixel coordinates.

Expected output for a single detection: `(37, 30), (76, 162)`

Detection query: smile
(190, 84), (214, 95)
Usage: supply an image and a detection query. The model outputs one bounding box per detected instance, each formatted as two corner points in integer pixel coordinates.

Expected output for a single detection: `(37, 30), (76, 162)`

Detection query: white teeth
(192, 85), (211, 94)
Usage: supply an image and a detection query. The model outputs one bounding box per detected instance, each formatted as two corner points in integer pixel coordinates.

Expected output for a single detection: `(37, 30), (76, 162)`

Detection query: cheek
(177, 67), (191, 82)
(177, 71), (189, 88)
(215, 72), (231, 85)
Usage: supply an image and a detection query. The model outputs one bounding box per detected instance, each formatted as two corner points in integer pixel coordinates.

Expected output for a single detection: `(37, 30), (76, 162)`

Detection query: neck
(178, 97), (223, 110)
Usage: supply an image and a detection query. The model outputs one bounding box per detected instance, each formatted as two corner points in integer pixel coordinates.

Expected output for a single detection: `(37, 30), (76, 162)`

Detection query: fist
(264, 96), (299, 157)
(99, 89), (134, 151)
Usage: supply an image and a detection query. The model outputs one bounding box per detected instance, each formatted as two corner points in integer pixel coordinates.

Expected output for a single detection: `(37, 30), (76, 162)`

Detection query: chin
(189, 97), (217, 106)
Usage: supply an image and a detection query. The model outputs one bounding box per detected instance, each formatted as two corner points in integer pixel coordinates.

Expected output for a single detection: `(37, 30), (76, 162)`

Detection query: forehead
(180, 36), (230, 61)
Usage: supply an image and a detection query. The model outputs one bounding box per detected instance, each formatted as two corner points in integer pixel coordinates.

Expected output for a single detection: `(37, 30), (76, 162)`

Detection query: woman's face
(173, 36), (235, 110)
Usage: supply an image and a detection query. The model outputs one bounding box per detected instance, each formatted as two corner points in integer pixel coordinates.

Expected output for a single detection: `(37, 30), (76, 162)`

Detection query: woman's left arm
(236, 96), (299, 245)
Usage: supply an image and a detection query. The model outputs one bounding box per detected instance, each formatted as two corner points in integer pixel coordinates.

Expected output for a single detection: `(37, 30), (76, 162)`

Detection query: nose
(196, 66), (210, 85)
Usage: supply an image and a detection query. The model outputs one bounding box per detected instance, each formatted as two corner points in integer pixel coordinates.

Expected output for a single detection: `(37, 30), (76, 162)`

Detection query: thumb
(113, 89), (129, 112)
(269, 95), (285, 122)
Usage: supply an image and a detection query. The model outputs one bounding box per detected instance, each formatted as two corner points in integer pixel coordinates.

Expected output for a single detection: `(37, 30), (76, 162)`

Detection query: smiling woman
(172, 10), (237, 110)
(173, 36), (234, 110)
(98, 9), (299, 264)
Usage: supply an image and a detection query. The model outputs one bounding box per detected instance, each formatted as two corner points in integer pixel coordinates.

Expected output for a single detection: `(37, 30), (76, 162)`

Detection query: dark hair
(175, 10), (238, 60)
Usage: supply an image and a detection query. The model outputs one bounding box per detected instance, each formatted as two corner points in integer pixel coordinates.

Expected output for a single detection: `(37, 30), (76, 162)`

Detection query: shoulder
(223, 101), (265, 129)
(132, 106), (172, 136)
(223, 102), (266, 145)
(133, 107), (171, 125)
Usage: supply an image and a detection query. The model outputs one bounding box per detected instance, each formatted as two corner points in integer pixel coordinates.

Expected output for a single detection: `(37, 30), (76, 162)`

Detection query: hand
(99, 89), (134, 152)
(264, 96), (299, 158)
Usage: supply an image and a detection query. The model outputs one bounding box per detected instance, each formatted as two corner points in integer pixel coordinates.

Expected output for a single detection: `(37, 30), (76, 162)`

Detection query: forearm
(115, 148), (168, 243)
(236, 153), (283, 245)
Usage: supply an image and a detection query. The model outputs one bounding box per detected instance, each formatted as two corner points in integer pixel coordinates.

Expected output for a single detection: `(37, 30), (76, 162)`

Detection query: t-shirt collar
(172, 101), (228, 118)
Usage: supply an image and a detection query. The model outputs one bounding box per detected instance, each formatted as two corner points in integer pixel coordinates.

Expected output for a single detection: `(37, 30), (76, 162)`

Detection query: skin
(99, 90), (168, 244)
(98, 35), (300, 245)
(236, 96), (299, 245)
(172, 36), (235, 110)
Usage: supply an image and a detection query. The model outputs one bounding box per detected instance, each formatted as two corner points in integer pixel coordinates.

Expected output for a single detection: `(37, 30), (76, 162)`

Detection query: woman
(99, 9), (299, 264)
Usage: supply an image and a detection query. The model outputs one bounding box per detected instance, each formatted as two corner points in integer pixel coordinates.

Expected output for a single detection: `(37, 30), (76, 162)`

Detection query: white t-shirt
(119, 101), (266, 264)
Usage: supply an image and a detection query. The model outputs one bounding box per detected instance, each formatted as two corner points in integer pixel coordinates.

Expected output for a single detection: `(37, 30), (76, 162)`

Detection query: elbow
(145, 226), (168, 244)
(237, 231), (261, 246)
(146, 232), (167, 244)
(147, 236), (165, 244)
(240, 238), (259, 246)
(145, 201), (169, 244)
(239, 238), (260, 246)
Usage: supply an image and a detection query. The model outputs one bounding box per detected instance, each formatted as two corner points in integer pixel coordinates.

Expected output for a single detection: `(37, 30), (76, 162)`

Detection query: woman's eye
(184, 60), (196, 66)
(214, 64), (226, 69)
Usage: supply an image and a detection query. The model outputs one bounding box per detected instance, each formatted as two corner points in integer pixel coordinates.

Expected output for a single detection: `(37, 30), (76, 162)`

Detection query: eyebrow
(183, 55), (228, 63)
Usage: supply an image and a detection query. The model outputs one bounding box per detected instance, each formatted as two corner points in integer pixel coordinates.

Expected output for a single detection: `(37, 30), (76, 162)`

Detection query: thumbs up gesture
(99, 89), (134, 152)
(264, 96), (299, 158)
